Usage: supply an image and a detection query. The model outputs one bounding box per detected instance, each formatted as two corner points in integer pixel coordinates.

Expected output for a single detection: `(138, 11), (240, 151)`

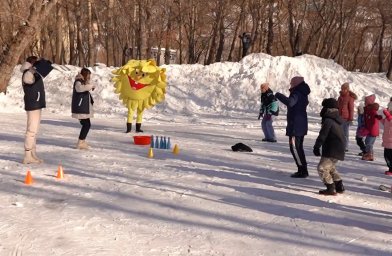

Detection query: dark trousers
(289, 136), (307, 171)
(356, 136), (366, 153)
(79, 118), (91, 140)
(384, 148), (392, 171)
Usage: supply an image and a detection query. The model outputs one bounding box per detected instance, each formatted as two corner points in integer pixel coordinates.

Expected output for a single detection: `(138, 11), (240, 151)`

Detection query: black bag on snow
(231, 143), (253, 152)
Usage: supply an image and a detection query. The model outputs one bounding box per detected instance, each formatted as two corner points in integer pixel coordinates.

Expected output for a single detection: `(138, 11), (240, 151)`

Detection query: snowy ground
(0, 112), (391, 256)
(1, 54), (392, 255)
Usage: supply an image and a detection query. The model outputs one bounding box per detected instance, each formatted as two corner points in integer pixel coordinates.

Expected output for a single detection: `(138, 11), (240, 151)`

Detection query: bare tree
(0, 0), (58, 94)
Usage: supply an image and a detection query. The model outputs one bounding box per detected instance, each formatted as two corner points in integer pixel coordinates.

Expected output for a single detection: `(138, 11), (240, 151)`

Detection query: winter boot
(126, 123), (132, 133)
(76, 139), (89, 150)
(319, 183), (337, 196)
(385, 170), (392, 176)
(290, 167), (309, 178)
(22, 150), (41, 164)
(362, 152), (374, 161)
(31, 147), (43, 163)
(334, 180), (345, 194)
(136, 123), (143, 133)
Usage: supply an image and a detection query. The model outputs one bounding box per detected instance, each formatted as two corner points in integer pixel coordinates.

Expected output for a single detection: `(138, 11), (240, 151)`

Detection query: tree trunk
(106, 0), (114, 65)
(145, 0), (152, 59)
(164, 6), (173, 65)
(378, 14), (386, 72)
(87, 0), (95, 66)
(0, 0), (57, 94)
(75, 0), (84, 66)
(386, 48), (392, 80)
(266, 0), (275, 55)
(175, 0), (183, 64)
(215, 13), (225, 62)
(186, 0), (197, 64)
(136, 0), (143, 59)
(228, 1), (245, 61)
(55, 3), (63, 63)
(66, 3), (76, 65)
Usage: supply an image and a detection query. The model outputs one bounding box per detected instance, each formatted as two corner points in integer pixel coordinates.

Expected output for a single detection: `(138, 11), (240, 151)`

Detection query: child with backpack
(258, 83), (279, 142)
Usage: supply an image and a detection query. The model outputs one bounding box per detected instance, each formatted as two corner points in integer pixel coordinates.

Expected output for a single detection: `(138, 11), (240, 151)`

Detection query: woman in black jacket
(71, 68), (95, 149)
(21, 56), (46, 164)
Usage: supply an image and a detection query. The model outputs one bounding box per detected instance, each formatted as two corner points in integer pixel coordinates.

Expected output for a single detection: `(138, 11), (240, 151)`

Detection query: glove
(258, 113), (263, 120)
(313, 147), (321, 156)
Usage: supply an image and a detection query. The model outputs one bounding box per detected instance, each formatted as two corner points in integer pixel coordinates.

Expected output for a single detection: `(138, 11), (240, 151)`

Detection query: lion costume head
(112, 59), (167, 112)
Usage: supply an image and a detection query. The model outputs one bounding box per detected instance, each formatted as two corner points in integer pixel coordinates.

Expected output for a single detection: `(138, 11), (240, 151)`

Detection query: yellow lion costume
(112, 59), (167, 133)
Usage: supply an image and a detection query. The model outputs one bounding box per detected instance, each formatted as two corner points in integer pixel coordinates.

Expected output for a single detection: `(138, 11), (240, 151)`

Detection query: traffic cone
(148, 147), (154, 158)
(56, 165), (64, 179)
(173, 144), (179, 155)
(24, 169), (34, 185)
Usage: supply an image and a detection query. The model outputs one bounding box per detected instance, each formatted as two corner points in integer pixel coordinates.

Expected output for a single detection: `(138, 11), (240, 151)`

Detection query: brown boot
(22, 150), (41, 164)
(362, 152), (374, 161)
(76, 140), (89, 150)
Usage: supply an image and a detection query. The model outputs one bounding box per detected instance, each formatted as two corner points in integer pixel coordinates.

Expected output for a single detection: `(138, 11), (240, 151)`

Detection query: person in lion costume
(112, 59), (167, 133)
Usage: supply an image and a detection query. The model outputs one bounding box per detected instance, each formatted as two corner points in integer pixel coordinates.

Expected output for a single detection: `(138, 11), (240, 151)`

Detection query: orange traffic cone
(148, 147), (154, 158)
(56, 165), (64, 179)
(173, 144), (179, 155)
(24, 169), (34, 185)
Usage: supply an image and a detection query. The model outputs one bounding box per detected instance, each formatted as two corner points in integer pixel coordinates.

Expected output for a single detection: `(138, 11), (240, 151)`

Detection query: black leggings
(356, 136), (366, 153)
(79, 118), (91, 140)
(384, 148), (392, 171)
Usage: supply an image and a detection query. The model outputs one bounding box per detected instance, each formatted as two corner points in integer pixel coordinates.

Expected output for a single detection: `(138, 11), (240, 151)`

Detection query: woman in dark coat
(275, 76), (311, 178)
(71, 68), (95, 149)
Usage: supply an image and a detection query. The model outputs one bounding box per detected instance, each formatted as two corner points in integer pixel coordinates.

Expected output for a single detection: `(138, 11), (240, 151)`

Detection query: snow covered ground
(0, 54), (391, 255)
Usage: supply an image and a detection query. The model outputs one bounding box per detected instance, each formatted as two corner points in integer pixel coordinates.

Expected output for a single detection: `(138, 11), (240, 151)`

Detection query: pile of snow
(2, 53), (392, 117)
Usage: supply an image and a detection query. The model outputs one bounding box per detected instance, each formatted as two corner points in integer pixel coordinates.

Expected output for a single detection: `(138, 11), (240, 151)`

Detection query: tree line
(1, 0), (392, 93)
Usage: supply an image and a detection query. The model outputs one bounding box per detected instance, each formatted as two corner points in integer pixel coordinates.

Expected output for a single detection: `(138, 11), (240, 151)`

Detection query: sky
(0, 53), (391, 256)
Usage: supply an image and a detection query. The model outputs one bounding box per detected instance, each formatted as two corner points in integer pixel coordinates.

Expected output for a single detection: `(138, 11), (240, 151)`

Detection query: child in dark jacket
(355, 103), (366, 155)
(313, 98), (346, 195)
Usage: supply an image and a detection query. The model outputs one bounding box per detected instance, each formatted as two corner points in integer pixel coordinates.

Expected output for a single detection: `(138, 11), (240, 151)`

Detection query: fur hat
(322, 98), (338, 109)
(290, 76), (304, 89)
(365, 94), (376, 106)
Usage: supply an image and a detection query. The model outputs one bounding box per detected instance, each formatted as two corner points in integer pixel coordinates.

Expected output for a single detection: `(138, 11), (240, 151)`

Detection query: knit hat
(365, 94), (376, 106)
(290, 76), (304, 89)
(322, 98), (338, 109)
